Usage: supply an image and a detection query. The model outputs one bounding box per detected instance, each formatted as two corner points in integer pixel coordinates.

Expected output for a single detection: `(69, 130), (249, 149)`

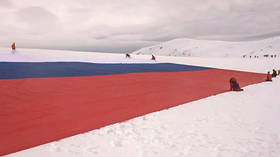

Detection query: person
(11, 42), (16, 50)
(272, 69), (277, 77)
(278, 69), (280, 75)
(151, 55), (156, 60)
(266, 72), (272, 81)
(125, 53), (131, 58)
(230, 77), (243, 91)
(11, 42), (16, 54)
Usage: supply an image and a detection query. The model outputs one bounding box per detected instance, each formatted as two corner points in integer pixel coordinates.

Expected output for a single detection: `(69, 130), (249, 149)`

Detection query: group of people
(230, 69), (279, 91)
(10, 42), (278, 92)
(266, 69), (279, 81)
(126, 53), (156, 61)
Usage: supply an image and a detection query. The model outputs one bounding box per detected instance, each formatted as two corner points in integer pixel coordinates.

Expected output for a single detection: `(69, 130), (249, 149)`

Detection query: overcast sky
(0, 0), (280, 53)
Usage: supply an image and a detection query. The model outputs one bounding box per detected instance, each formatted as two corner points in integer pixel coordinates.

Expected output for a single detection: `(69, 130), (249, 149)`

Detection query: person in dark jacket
(230, 77), (243, 91)
(125, 53), (131, 58)
(272, 69), (277, 77)
(151, 55), (156, 60)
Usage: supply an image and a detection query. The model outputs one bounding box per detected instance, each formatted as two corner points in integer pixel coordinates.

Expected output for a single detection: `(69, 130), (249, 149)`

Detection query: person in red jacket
(266, 72), (272, 81)
(230, 77), (243, 91)
(11, 42), (16, 54)
(11, 42), (16, 50)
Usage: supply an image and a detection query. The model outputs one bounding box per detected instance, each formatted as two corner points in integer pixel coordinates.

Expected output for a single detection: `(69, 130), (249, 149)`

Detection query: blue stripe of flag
(0, 62), (212, 79)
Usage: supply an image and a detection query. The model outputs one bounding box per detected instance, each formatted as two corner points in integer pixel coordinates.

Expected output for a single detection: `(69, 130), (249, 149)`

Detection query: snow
(1, 46), (280, 157)
(0, 47), (156, 64)
(133, 37), (280, 58)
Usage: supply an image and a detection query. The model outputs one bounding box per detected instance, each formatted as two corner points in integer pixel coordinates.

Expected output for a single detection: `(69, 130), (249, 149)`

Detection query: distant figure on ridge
(125, 53), (131, 58)
(11, 42), (16, 54)
(151, 55), (156, 61)
(272, 69), (277, 77)
(230, 77), (243, 91)
(266, 72), (272, 81)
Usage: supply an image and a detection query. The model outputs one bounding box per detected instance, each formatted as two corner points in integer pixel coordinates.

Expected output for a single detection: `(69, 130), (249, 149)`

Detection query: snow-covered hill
(133, 37), (280, 58)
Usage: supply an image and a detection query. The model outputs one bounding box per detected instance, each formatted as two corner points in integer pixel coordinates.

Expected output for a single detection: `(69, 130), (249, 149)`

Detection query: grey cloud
(93, 35), (108, 40)
(86, 0), (280, 43)
(165, 0), (280, 41)
(239, 31), (280, 41)
(0, 0), (13, 7)
(17, 7), (59, 33)
(0, 0), (280, 52)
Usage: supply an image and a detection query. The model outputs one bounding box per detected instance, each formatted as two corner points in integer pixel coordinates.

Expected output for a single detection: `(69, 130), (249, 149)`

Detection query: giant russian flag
(0, 61), (266, 156)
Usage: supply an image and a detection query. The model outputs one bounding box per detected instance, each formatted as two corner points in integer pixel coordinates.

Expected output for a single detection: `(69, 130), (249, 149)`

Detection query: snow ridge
(133, 37), (280, 58)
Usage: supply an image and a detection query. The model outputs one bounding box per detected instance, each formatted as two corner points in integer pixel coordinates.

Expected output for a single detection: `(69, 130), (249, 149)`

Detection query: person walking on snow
(151, 55), (156, 61)
(125, 53), (131, 58)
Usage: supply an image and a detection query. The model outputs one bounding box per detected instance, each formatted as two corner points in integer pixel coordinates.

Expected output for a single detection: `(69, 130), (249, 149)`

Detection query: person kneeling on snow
(266, 72), (272, 81)
(230, 77), (243, 91)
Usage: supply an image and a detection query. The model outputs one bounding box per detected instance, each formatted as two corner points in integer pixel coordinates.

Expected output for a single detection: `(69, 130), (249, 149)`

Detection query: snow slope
(133, 37), (280, 58)
(1, 48), (280, 157)
(0, 47), (155, 64)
